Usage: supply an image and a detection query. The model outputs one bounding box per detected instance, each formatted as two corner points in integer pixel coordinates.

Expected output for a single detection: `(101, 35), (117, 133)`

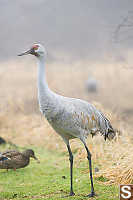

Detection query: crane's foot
(61, 191), (75, 198)
(86, 191), (95, 197)
(69, 191), (75, 196)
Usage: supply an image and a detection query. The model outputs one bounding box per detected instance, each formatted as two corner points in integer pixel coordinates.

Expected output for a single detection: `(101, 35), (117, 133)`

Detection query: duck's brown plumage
(0, 149), (39, 170)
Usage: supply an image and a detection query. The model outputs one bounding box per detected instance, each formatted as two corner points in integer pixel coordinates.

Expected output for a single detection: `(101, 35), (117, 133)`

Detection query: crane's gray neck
(37, 56), (54, 114)
(37, 56), (49, 91)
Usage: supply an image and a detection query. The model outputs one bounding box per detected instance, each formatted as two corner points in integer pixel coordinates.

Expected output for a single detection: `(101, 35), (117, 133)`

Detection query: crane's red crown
(32, 44), (39, 50)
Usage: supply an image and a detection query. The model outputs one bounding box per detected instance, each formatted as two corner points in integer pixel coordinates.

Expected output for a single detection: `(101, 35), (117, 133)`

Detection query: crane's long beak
(18, 49), (32, 56)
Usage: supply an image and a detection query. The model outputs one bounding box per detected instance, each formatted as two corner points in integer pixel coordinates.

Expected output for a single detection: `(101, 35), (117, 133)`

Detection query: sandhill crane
(86, 75), (98, 93)
(18, 44), (115, 197)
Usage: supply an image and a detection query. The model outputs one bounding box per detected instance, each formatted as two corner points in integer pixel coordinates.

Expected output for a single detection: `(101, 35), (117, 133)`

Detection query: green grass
(0, 145), (118, 200)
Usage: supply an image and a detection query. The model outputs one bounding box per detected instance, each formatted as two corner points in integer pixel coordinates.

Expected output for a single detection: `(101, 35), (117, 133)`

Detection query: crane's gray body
(37, 55), (115, 144)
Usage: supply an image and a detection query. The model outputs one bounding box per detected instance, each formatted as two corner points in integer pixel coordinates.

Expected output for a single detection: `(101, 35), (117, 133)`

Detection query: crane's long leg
(83, 142), (95, 197)
(67, 143), (75, 196)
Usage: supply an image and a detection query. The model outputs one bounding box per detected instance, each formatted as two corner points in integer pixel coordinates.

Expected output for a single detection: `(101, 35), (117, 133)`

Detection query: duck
(0, 149), (39, 171)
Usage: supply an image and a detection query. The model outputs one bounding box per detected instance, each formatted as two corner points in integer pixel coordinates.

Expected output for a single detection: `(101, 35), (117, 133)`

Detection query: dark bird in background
(0, 137), (6, 145)
(0, 149), (39, 171)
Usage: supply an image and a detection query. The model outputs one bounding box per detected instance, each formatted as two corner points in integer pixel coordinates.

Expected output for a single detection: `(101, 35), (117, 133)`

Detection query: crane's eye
(33, 45), (39, 51)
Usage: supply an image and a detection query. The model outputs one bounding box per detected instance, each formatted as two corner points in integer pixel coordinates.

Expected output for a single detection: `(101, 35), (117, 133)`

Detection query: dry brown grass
(0, 58), (133, 185)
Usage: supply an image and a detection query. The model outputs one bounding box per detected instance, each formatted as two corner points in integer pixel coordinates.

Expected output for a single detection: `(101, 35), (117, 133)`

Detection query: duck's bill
(18, 49), (32, 56)
(33, 155), (40, 163)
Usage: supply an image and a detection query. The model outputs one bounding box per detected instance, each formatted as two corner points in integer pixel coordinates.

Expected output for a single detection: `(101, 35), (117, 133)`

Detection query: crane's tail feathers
(99, 113), (116, 141)
(104, 126), (116, 141)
